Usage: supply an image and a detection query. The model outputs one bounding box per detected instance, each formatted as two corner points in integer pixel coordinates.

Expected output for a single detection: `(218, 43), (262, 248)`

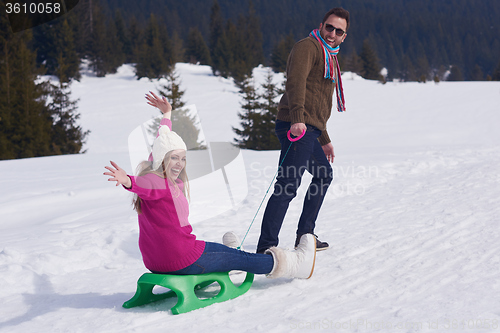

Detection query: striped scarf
(309, 29), (346, 112)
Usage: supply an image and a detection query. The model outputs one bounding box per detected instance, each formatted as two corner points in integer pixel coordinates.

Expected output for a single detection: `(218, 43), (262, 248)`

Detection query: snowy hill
(1, 63), (500, 332)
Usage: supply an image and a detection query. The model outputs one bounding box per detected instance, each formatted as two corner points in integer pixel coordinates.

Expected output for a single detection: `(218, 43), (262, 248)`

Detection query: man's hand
(322, 143), (335, 163)
(290, 122), (307, 137)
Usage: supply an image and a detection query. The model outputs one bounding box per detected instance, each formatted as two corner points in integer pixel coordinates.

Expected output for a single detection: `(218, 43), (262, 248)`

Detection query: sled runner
(123, 271), (254, 314)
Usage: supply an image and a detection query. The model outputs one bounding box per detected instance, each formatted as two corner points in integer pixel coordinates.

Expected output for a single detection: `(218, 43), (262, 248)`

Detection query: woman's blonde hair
(132, 151), (189, 214)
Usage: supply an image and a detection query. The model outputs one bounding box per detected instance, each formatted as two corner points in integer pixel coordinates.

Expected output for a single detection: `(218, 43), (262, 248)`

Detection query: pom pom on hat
(151, 125), (187, 170)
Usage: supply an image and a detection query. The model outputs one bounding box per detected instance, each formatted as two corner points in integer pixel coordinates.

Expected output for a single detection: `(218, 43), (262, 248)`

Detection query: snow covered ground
(1, 63), (500, 333)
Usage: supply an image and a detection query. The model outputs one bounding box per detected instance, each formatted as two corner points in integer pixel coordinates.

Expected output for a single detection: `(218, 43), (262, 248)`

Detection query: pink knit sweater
(126, 117), (205, 272)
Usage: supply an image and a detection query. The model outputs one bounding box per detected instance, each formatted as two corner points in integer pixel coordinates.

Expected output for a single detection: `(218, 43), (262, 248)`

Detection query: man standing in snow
(256, 7), (349, 253)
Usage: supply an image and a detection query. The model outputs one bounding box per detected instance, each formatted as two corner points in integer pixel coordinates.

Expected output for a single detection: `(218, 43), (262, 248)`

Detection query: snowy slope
(1, 63), (500, 333)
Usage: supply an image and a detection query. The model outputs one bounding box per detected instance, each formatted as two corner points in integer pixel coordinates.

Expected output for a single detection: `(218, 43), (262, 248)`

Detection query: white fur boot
(265, 234), (316, 279)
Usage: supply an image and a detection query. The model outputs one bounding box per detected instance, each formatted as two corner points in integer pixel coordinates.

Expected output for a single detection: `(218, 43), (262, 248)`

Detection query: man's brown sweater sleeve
(286, 39), (317, 125)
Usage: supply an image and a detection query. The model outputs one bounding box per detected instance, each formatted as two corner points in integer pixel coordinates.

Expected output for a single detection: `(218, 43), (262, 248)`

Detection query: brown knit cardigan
(277, 36), (337, 146)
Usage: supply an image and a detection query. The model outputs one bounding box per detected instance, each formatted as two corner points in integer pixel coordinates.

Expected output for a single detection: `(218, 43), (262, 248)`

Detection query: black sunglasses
(324, 24), (346, 37)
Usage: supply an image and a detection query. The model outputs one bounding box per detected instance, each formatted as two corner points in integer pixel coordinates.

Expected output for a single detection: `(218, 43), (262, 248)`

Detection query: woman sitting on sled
(103, 92), (316, 279)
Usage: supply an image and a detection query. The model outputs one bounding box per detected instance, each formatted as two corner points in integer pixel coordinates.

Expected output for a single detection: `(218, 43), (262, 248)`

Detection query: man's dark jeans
(256, 120), (333, 253)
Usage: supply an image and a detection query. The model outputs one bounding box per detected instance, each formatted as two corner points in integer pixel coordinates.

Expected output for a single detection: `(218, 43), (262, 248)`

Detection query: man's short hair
(322, 7), (350, 31)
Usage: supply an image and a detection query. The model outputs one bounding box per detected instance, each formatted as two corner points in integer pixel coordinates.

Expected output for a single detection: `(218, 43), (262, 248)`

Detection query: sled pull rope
(238, 129), (306, 249)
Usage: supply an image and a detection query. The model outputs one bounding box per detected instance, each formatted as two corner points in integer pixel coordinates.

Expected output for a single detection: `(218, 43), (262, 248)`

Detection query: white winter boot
(265, 233), (316, 279)
(222, 231), (243, 250)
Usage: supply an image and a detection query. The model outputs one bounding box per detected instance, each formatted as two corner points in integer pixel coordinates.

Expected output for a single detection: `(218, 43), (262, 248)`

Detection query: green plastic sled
(122, 271), (254, 314)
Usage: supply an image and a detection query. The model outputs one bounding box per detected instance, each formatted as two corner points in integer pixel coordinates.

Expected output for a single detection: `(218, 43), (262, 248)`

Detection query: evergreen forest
(96, 0), (500, 81)
(1, 0), (500, 158)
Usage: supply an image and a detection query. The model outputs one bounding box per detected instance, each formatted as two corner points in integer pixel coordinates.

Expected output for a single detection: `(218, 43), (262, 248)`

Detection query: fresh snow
(1, 63), (500, 333)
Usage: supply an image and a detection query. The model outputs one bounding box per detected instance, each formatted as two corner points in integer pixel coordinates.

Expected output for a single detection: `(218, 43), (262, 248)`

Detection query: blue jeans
(256, 120), (333, 253)
(162, 242), (274, 275)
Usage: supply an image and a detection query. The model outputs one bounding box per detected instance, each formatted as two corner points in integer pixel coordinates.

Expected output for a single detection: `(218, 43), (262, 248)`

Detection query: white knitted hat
(151, 125), (187, 170)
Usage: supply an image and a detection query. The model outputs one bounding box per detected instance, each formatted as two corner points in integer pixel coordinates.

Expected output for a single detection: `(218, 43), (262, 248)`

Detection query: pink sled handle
(287, 129), (306, 142)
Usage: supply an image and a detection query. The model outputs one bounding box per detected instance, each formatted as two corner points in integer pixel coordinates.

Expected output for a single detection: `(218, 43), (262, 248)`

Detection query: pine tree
(47, 81), (89, 154)
(224, 19), (241, 80)
(271, 34), (295, 73)
(490, 60), (500, 81)
(233, 70), (282, 150)
(242, 2), (264, 70)
(257, 69), (281, 150)
(170, 31), (185, 65)
(153, 71), (205, 150)
(71, 0), (93, 56)
(57, 19), (81, 82)
(212, 20), (234, 78)
(109, 22), (126, 71)
(400, 55), (417, 82)
(161, 70), (186, 111)
(384, 39), (400, 80)
(233, 73), (260, 149)
(436, 65), (448, 82)
(230, 10), (263, 81)
(209, 0), (264, 80)
(0, 17), (52, 159)
(0, 4), (16, 159)
(87, 1), (126, 77)
(186, 27), (211, 65)
(115, 10), (133, 63)
(415, 55), (431, 83)
(447, 65), (463, 81)
(135, 14), (171, 79)
(88, 1), (109, 76)
(1, 3), (88, 159)
(360, 39), (383, 81)
(32, 18), (80, 82)
(209, 0), (225, 75)
(344, 48), (363, 75)
(470, 64), (484, 81)
(128, 15), (142, 64)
